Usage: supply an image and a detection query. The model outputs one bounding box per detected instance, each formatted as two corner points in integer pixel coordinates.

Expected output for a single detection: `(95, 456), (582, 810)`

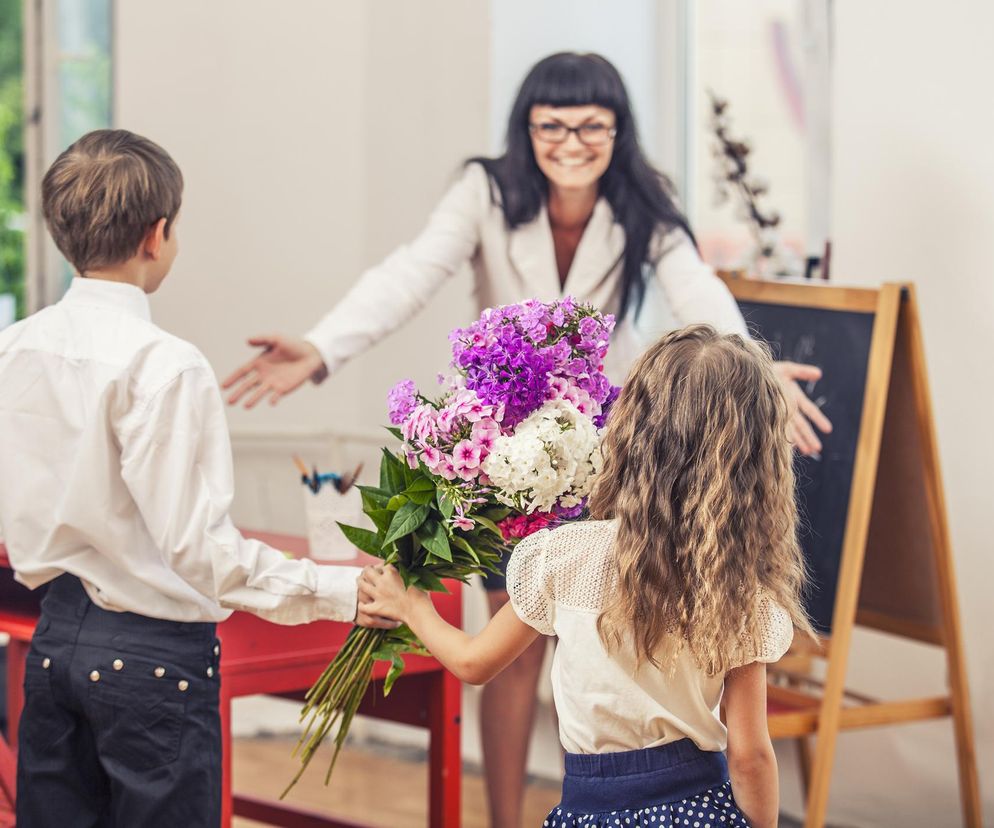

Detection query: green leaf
(358, 485), (391, 511)
(336, 523), (382, 556)
(383, 654), (405, 696)
(472, 514), (505, 539)
(380, 448), (408, 493)
(385, 425), (403, 441)
(450, 535), (480, 563)
(415, 569), (450, 593)
(436, 490), (455, 520)
(403, 477), (436, 505)
(387, 494), (409, 511)
(383, 501), (430, 545)
(421, 521), (452, 562)
(366, 508), (394, 533)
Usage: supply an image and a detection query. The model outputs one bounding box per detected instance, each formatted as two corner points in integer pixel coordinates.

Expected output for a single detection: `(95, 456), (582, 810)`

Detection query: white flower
(481, 399), (602, 513)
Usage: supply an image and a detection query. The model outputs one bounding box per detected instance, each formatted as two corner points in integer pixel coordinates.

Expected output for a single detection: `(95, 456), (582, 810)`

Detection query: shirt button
(42, 657), (51, 669)
(89, 670), (100, 682)
(206, 666), (214, 678)
(177, 680), (189, 692)
(154, 667), (166, 678)
(112, 659), (124, 671)
(214, 644), (220, 657)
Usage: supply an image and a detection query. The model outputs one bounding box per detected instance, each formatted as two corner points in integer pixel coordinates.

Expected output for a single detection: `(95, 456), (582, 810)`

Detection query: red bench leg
(428, 668), (461, 828)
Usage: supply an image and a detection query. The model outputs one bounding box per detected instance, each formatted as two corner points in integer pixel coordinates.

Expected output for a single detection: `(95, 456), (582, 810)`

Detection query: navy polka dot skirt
(543, 739), (751, 828)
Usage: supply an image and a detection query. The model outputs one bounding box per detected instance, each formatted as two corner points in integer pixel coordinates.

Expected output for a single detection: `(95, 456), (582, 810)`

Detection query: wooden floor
(232, 735), (562, 828)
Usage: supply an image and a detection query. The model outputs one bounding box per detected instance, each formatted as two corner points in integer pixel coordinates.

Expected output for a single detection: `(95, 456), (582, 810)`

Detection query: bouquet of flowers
(284, 297), (618, 794)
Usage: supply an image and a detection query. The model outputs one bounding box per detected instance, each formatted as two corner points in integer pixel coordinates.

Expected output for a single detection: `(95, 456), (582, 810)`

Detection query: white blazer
(305, 163), (747, 384)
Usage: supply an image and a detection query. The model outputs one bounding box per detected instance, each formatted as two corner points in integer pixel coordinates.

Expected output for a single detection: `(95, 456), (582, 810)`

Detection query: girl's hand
(222, 334), (328, 408)
(358, 564), (427, 624)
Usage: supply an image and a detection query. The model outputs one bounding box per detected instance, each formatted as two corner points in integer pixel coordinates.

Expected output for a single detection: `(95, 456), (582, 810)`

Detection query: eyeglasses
(529, 121), (617, 147)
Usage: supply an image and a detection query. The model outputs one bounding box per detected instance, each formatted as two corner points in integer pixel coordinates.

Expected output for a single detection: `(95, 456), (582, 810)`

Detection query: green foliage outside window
(0, 0), (25, 318)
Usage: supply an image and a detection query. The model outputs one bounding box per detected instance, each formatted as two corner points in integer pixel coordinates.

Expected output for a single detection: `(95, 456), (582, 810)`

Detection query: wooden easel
(719, 276), (981, 828)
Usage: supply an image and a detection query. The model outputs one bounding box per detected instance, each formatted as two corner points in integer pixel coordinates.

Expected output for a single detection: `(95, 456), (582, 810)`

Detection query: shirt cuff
(314, 564), (361, 622)
(303, 329), (343, 381)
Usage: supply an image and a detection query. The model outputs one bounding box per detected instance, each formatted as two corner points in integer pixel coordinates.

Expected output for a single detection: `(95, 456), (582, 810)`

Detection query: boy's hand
(359, 564), (427, 624)
(222, 334), (327, 408)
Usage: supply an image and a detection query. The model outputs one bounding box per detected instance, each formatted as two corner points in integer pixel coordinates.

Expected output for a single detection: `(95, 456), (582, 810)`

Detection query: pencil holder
(303, 484), (363, 561)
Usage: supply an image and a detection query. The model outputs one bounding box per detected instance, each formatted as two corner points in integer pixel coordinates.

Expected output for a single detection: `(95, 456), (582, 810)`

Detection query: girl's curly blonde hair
(590, 324), (814, 676)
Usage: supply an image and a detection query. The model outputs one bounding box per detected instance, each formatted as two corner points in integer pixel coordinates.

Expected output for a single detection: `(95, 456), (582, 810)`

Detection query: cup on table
(303, 484), (363, 561)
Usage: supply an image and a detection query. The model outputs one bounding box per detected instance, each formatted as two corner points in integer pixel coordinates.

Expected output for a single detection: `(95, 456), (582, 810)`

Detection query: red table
(0, 533), (462, 827)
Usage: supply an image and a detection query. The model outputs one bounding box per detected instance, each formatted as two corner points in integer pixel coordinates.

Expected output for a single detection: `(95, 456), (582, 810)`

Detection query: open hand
(773, 361), (833, 456)
(222, 334), (327, 408)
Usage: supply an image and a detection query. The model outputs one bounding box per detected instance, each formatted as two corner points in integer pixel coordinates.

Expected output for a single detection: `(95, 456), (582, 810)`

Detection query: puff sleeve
(505, 529), (556, 636)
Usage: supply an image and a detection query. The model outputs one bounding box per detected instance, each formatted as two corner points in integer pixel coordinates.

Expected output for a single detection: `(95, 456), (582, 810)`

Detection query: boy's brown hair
(41, 129), (183, 274)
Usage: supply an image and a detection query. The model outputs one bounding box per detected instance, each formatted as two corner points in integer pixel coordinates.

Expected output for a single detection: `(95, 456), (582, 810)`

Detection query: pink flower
(437, 459), (458, 481)
(471, 418), (500, 451)
(402, 404), (437, 442)
(548, 376), (569, 397)
(404, 448), (419, 469)
(435, 406), (457, 435)
(420, 444), (442, 470)
(452, 516), (474, 531)
(452, 439), (482, 479)
(452, 389), (489, 422)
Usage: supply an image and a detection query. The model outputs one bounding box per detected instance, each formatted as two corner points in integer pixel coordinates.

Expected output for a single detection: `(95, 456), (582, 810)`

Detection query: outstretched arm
(222, 165), (488, 408)
(359, 564), (540, 685)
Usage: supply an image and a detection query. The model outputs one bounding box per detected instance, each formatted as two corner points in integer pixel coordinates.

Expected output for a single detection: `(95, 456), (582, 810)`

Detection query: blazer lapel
(564, 198), (625, 300)
(508, 207), (561, 301)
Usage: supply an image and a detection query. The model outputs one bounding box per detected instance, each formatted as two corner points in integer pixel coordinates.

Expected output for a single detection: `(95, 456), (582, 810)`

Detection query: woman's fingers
(779, 360), (822, 383)
(797, 389), (833, 434)
(221, 358), (261, 393)
(790, 410), (821, 456)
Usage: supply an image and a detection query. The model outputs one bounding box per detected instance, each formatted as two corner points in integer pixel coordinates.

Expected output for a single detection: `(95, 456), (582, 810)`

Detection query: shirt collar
(62, 277), (152, 322)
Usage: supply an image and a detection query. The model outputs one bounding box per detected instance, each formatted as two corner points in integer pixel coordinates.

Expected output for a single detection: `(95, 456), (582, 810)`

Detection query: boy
(0, 129), (389, 827)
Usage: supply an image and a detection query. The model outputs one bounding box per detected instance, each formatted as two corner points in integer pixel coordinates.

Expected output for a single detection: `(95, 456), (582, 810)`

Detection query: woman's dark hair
(469, 52), (697, 321)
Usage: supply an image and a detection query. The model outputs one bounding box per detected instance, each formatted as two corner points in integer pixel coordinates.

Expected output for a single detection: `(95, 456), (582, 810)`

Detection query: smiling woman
(221, 51), (832, 828)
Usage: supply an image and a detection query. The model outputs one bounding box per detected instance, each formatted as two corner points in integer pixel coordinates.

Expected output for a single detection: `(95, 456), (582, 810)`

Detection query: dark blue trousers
(16, 575), (222, 827)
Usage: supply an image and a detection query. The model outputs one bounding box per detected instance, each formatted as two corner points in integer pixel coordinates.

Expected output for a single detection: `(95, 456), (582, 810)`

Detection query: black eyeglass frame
(528, 121), (618, 147)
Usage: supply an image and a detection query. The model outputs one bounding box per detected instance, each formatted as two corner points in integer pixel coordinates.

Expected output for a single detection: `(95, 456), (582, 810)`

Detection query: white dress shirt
(507, 520), (793, 754)
(305, 163), (748, 383)
(0, 278), (359, 624)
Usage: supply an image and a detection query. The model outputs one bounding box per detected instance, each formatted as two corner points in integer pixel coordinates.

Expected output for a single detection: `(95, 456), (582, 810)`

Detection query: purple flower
(555, 500), (586, 520)
(387, 379), (417, 425)
(594, 384), (622, 428)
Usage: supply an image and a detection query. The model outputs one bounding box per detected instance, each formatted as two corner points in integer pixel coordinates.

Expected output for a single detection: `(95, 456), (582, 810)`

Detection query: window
(690, 0), (832, 278)
(22, 0), (112, 313)
(0, 0), (25, 327)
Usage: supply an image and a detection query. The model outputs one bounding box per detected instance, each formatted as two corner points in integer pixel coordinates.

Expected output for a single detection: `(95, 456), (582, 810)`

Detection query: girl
(359, 325), (814, 828)
(225, 54), (829, 825)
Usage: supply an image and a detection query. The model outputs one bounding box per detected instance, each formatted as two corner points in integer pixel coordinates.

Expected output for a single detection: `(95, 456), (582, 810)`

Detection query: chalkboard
(735, 300), (876, 633)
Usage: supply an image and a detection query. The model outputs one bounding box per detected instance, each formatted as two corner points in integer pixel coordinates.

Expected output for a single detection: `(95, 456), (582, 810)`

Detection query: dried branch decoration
(709, 90), (793, 275)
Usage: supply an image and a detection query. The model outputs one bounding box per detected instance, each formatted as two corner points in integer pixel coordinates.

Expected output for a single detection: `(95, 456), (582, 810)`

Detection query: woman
(224, 52), (830, 827)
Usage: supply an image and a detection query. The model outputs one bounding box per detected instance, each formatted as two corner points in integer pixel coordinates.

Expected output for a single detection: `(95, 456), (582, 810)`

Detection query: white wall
(807, 2), (994, 825)
(115, 0), (486, 444)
